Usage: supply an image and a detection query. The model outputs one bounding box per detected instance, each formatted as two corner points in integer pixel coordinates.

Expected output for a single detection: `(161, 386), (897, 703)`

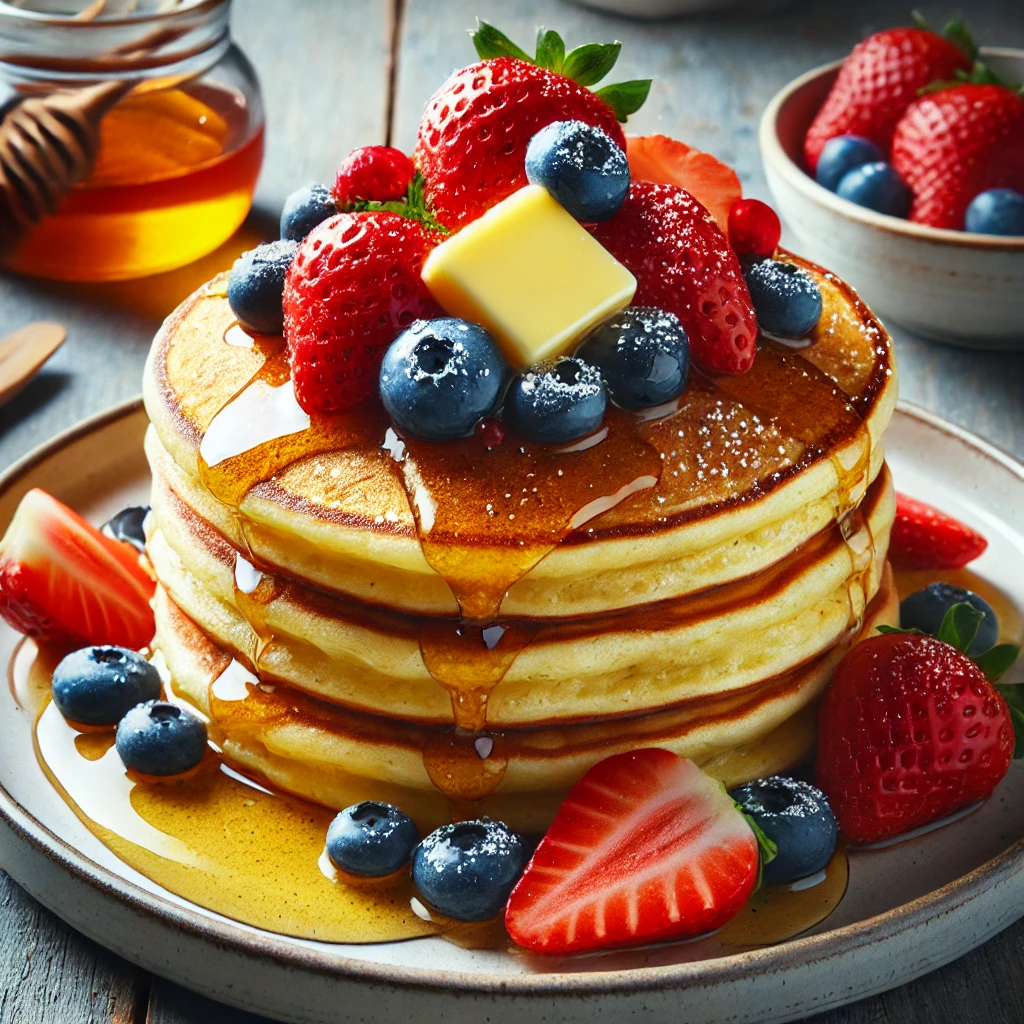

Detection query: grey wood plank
(0, 870), (145, 1024)
(146, 977), (268, 1024)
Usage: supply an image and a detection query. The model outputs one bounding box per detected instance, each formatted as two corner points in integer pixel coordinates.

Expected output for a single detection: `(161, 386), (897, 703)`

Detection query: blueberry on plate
(836, 161), (911, 218)
(101, 505), (150, 554)
(506, 357), (606, 444)
(411, 819), (527, 921)
(52, 646), (162, 726)
(743, 258), (823, 338)
(577, 306), (689, 410)
(379, 318), (509, 441)
(731, 776), (837, 887)
(900, 582), (999, 657)
(115, 700), (208, 776)
(227, 239), (298, 335)
(326, 801), (419, 877)
(280, 182), (338, 241)
(965, 188), (1024, 236)
(525, 119), (630, 222)
(814, 135), (884, 193)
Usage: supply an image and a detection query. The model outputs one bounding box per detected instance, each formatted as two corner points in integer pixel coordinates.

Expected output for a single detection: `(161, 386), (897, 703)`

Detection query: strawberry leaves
(348, 173), (448, 233)
(733, 797), (778, 892)
(469, 21), (652, 121)
(910, 11), (978, 61)
(880, 601), (1022, 756)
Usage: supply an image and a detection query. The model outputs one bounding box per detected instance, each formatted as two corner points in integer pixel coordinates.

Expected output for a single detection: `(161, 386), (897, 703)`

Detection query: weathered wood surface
(1, 0), (1023, 1021)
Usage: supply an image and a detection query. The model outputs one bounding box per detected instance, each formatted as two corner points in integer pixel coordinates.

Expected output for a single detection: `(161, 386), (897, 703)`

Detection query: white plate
(0, 399), (1022, 1024)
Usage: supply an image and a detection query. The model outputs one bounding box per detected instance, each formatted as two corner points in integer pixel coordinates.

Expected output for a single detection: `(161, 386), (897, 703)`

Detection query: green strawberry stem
(911, 11), (979, 61)
(347, 172), (449, 233)
(469, 20), (652, 123)
(877, 602), (1023, 756)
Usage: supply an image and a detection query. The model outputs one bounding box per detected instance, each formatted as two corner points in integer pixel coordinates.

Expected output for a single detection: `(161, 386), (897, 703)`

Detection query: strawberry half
(416, 23), (650, 231)
(505, 749), (759, 955)
(591, 181), (759, 375)
(890, 492), (988, 570)
(0, 489), (155, 649)
(625, 135), (741, 232)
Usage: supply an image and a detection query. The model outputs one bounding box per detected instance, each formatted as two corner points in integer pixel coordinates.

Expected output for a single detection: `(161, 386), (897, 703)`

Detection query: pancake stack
(144, 253), (898, 833)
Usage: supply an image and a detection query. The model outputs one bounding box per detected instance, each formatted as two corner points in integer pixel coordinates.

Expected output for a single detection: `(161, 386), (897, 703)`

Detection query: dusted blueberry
(815, 135), (885, 193)
(525, 120), (630, 222)
(743, 258), (822, 338)
(326, 801), (419, 877)
(101, 505), (150, 554)
(227, 240), (298, 335)
(412, 819), (527, 921)
(577, 306), (689, 410)
(52, 646), (161, 726)
(731, 776), (837, 887)
(965, 188), (1024, 236)
(379, 318), (509, 441)
(280, 183), (338, 241)
(115, 700), (208, 776)
(900, 582), (999, 657)
(836, 162), (911, 217)
(506, 357), (606, 444)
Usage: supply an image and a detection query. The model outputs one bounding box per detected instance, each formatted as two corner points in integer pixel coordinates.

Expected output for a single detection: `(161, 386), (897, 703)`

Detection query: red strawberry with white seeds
(284, 211), (442, 414)
(0, 488), (156, 649)
(416, 23), (650, 231)
(889, 492), (988, 570)
(804, 24), (972, 170)
(592, 181), (759, 375)
(505, 749), (760, 955)
(333, 145), (416, 205)
(891, 83), (1024, 229)
(817, 630), (1014, 846)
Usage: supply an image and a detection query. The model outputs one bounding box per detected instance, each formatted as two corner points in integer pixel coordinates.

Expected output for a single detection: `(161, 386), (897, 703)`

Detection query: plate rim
(1, 395), (1023, 997)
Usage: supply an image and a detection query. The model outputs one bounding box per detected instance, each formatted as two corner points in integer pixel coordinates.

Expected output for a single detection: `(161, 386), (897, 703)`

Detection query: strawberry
(890, 492), (988, 570)
(0, 489), (155, 649)
(817, 602), (1018, 845)
(506, 749), (761, 954)
(727, 198), (782, 259)
(891, 82), (1024, 229)
(284, 211), (442, 414)
(591, 182), (759, 375)
(625, 134), (741, 232)
(416, 23), (650, 231)
(333, 146), (416, 205)
(803, 24), (973, 170)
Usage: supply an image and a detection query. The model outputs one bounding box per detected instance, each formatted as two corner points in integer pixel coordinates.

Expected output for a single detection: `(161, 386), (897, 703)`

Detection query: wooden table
(0, 0), (1022, 1020)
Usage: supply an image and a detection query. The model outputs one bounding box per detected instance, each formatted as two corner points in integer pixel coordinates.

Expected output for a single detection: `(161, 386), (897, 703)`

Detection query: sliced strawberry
(505, 748), (758, 955)
(625, 134), (741, 232)
(0, 489), (155, 649)
(890, 492), (988, 570)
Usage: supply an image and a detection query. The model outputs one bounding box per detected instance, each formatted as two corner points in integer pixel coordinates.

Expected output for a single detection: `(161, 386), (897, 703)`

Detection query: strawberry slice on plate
(625, 134), (741, 232)
(890, 492), (988, 570)
(0, 488), (156, 649)
(505, 748), (760, 955)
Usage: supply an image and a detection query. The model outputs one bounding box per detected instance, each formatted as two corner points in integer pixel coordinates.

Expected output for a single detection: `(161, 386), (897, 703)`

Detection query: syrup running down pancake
(143, 252), (897, 832)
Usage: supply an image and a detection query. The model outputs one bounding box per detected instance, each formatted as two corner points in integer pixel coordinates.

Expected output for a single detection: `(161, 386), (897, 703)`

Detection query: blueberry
(227, 240), (298, 335)
(815, 135), (885, 193)
(101, 505), (149, 554)
(900, 582), (999, 656)
(525, 120), (630, 222)
(836, 162), (911, 218)
(326, 801), (419, 877)
(411, 819), (527, 921)
(115, 700), (208, 776)
(743, 258), (823, 338)
(379, 318), (509, 441)
(506, 357), (606, 444)
(577, 307), (689, 410)
(731, 776), (837, 887)
(52, 646), (161, 726)
(965, 188), (1024, 236)
(280, 183), (337, 241)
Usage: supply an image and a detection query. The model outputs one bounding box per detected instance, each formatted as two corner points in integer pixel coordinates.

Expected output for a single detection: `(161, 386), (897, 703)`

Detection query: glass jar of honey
(0, 0), (264, 281)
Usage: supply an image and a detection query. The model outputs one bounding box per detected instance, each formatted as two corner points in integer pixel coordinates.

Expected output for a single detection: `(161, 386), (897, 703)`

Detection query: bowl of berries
(759, 16), (1024, 349)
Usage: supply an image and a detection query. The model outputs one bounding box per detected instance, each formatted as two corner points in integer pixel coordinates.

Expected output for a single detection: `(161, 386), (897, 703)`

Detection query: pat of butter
(421, 185), (636, 368)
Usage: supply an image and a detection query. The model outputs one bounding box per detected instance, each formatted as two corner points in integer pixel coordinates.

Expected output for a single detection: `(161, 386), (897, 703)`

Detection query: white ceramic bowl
(760, 48), (1024, 350)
